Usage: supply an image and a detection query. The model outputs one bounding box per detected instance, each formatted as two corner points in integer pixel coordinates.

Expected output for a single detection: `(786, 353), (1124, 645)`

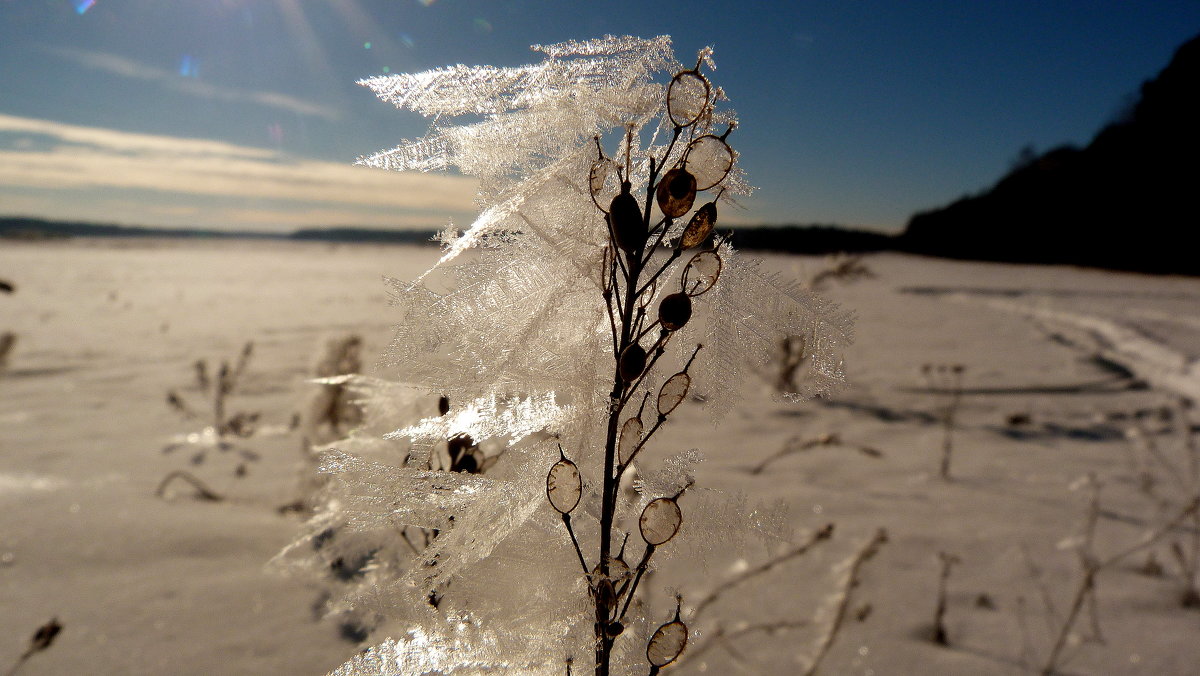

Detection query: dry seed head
(646, 607), (687, 667)
(667, 70), (711, 127)
(657, 372), (691, 416)
(683, 134), (734, 191)
(682, 250), (722, 297)
(679, 202), (717, 250)
(639, 497), (682, 545)
(546, 456), (582, 514)
(655, 168), (697, 218)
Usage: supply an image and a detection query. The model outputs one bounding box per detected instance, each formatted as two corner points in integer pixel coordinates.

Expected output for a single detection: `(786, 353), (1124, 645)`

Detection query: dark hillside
(901, 33), (1200, 275)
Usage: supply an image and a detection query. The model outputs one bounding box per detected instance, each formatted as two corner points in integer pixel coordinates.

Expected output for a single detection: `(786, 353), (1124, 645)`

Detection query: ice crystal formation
(277, 35), (852, 675)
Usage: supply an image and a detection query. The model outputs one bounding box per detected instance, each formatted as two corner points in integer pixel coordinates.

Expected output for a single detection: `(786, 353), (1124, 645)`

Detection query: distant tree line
(900, 32), (1200, 275)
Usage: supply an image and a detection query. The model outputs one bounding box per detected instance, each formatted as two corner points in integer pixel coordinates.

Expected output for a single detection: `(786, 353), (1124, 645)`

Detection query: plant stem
(804, 528), (887, 676)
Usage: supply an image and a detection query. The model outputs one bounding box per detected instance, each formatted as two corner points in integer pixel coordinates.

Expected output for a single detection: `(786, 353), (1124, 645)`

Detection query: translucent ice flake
(358, 34), (742, 280)
(694, 249), (853, 419)
(386, 392), (569, 448)
(684, 134), (734, 191)
(318, 450), (498, 532)
(329, 625), (569, 676)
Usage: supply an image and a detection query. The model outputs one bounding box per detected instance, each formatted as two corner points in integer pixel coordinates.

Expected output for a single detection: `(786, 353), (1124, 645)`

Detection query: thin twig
(691, 523), (834, 621)
(932, 551), (960, 645)
(804, 528), (888, 676)
(618, 543), (656, 622)
(676, 619), (809, 671)
(563, 513), (590, 575)
(155, 470), (223, 501)
(1020, 543), (1061, 632)
(1042, 497), (1200, 675)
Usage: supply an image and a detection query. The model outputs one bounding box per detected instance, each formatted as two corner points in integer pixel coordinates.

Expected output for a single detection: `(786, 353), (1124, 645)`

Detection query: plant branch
(562, 513), (590, 575)
(618, 543), (656, 621)
(804, 528), (888, 676)
(691, 523), (835, 621)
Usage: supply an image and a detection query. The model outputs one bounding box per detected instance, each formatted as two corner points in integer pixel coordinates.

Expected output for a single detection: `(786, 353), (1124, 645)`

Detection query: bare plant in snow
(1122, 398), (1200, 607)
(922, 363), (965, 480)
(159, 341), (263, 492)
(278, 36), (851, 675)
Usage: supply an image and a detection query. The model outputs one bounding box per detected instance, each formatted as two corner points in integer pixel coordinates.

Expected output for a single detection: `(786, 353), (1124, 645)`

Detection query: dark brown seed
(606, 621), (624, 637)
(679, 202), (717, 250)
(619, 343), (648, 382)
(655, 168), (696, 218)
(609, 181), (645, 254)
(658, 293), (692, 331)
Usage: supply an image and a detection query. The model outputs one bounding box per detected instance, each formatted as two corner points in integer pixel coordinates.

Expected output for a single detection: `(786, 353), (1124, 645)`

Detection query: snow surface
(3, 239), (1200, 674)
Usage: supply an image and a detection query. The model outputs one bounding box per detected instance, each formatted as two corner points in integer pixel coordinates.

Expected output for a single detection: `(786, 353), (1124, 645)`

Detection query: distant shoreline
(0, 215), (898, 253)
(4, 216), (1196, 276)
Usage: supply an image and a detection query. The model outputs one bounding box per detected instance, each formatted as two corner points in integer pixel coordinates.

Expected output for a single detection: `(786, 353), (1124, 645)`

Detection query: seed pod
(639, 497), (682, 546)
(608, 555), (631, 582)
(609, 181), (645, 254)
(618, 416), (643, 465)
(667, 70), (710, 127)
(657, 372), (691, 416)
(619, 343), (647, 382)
(684, 134), (734, 191)
(657, 292), (691, 331)
(596, 577), (617, 621)
(647, 612), (688, 667)
(546, 457), (582, 514)
(655, 168), (697, 218)
(678, 202), (716, 250)
(681, 250), (722, 297)
(637, 276), (658, 311)
(591, 556), (631, 586)
(606, 621), (625, 638)
(590, 157), (619, 212)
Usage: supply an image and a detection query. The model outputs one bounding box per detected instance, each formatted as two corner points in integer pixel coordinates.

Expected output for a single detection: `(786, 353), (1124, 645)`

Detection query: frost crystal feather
(285, 35), (852, 676)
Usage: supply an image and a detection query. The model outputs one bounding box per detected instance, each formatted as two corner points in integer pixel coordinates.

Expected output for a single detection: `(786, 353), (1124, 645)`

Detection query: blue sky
(1, 1), (1198, 233)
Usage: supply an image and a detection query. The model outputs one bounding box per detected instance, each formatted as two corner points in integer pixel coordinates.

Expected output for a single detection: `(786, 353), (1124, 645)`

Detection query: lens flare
(73, 0), (97, 15)
(178, 55), (199, 78)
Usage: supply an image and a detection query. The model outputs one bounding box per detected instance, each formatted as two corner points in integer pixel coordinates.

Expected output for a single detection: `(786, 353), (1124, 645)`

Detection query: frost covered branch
(284, 35), (852, 675)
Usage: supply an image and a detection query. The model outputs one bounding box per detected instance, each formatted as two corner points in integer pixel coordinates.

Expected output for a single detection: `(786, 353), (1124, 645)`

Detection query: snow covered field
(2, 238), (1199, 675)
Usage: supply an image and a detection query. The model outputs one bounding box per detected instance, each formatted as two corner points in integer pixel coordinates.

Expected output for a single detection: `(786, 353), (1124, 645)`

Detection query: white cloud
(44, 47), (342, 121)
(0, 114), (479, 230)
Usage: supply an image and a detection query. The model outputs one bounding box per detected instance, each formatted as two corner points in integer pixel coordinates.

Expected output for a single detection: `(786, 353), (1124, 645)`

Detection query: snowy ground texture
(3, 239), (1200, 675)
